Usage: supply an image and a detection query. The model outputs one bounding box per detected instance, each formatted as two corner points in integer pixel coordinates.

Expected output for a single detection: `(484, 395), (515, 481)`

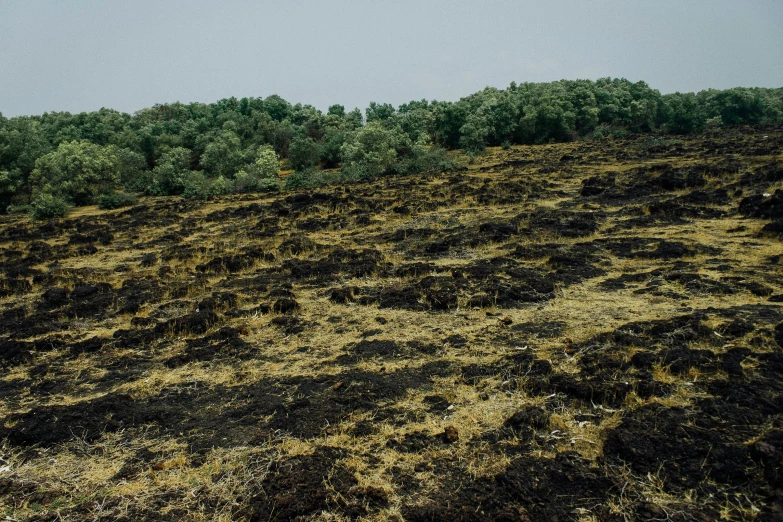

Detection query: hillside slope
(1, 127), (782, 521)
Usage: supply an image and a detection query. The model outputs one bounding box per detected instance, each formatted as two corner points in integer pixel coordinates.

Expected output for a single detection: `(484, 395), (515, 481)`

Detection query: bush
(29, 193), (71, 220)
(257, 178), (280, 192)
(181, 171), (211, 199)
(97, 191), (138, 209)
(5, 204), (32, 214)
(395, 146), (453, 175)
(208, 175), (234, 197)
(287, 136), (320, 171)
(254, 145), (280, 179)
(181, 172), (234, 199)
(284, 167), (333, 190)
(234, 169), (280, 194)
(147, 147), (192, 196)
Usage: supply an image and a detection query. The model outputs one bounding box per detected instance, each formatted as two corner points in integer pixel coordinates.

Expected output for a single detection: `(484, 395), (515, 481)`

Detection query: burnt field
(1, 127), (783, 521)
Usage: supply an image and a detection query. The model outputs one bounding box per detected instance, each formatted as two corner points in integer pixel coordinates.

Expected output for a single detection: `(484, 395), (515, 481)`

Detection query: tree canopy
(1, 78), (781, 215)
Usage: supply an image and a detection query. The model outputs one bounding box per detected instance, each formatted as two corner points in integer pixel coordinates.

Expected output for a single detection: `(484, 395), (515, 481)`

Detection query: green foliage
(30, 140), (122, 205)
(199, 126), (243, 178)
(256, 177), (281, 193)
(284, 167), (334, 189)
(5, 203), (31, 214)
(97, 191), (139, 209)
(395, 145), (454, 175)
(116, 148), (148, 187)
(319, 128), (347, 168)
(459, 114), (489, 155)
(340, 121), (408, 177)
(180, 171), (233, 199)
(29, 193), (71, 220)
(365, 102), (395, 123)
(180, 171), (210, 199)
(210, 175), (234, 196)
(1, 81), (781, 204)
(0, 168), (23, 211)
(233, 169), (278, 193)
(327, 104), (345, 117)
(148, 147), (192, 195)
(287, 136), (320, 171)
(254, 145), (280, 179)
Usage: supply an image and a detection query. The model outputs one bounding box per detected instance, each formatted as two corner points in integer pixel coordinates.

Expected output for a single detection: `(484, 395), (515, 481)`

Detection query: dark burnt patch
(164, 327), (255, 368)
(283, 248), (389, 282)
(242, 446), (386, 521)
(509, 320), (567, 338)
(0, 361), (455, 447)
(403, 452), (615, 522)
(519, 209), (603, 238)
(739, 189), (783, 220)
(603, 403), (760, 491)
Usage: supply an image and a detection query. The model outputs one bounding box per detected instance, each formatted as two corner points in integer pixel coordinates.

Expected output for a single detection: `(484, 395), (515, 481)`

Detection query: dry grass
(1, 128), (782, 520)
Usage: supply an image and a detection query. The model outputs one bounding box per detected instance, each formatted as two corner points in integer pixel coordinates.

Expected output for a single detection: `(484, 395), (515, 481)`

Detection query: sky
(1, 0), (782, 117)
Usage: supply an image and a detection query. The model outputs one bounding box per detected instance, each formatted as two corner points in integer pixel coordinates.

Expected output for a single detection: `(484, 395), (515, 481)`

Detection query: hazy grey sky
(1, 0), (782, 117)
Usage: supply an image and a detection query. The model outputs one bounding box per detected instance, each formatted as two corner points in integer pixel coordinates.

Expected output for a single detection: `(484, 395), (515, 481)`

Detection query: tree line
(1, 78), (781, 218)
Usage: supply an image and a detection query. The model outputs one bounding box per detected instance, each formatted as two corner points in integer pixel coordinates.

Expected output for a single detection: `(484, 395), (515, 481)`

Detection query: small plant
(395, 146), (454, 175)
(29, 193), (71, 220)
(234, 170), (280, 194)
(284, 167), (329, 190)
(5, 203), (32, 214)
(638, 136), (667, 150)
(257, 178), (280, 192)
(501, 140), (512, 150)
(97, 191), (138, 209)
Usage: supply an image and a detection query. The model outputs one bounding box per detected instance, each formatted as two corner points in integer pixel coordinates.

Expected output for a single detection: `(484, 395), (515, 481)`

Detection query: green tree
(660, 92), (705, 134)
(366, 102), (396, 124)
(148, 147), (192, 195)
(288, 136), (320, 170)
(264, 95), (293, 122)
(199, 124), (243, 178)
(345, 108), (364, 130)
(0, 168), (22, 211)
(254, 145), (279, 179)
(30, 140), (122, 205)
(320, 127), (347, 168)
(327, 104), (345, 117)
(459, 114), (489, 155)
(340, 121), (407, 177)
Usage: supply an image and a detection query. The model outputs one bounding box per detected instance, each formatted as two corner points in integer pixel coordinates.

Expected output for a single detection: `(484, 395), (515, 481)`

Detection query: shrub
(29, 193), (71, 220)
(340, 121), (407, 177)
(395, 146), (453, 175)
(148, 147), (192, 196)
(257, 178), (280, 192)
(181, 172), (234, 199)
(181, 171), (210, 199)
(284, 167), (332, 190)
(30, 140), (122, 206)
(5, 204), (32, 214)
(98, 191), (138, 209)
(255, 145), (280, 179)
(208, 175), (234, 196)
(287, 136), (320, 171)
(234, 169), (280, 194)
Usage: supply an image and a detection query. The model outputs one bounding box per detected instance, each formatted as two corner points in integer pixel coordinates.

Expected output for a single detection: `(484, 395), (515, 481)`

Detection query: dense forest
(1, 78), (781, 218)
